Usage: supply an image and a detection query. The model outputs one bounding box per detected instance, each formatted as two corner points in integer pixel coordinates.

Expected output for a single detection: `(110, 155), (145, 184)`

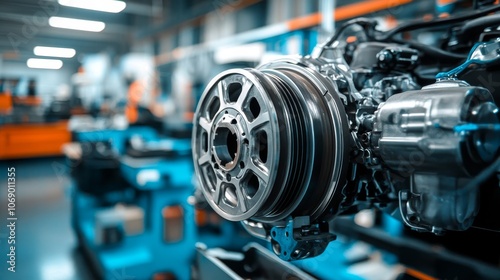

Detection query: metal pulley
(192, 59), (350, 223)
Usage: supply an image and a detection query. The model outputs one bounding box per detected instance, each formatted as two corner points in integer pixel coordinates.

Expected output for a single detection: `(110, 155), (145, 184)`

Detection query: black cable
(379, 4), (500, 41)
(321, 8), (495, 61)
(457, 14), (500, 41)
(392, 38), (467, 61)
(324, 17), (378, 46)
(463, 156), (500, 193)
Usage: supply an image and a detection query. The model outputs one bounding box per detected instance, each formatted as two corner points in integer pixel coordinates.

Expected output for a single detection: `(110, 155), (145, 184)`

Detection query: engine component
(373, 81), (499, 177)
(192, 62), (350, 223)
(438, 38), (500, 80)
(192, 13), (500, 261)
(376, 46), (419, 71)
(374, 81), (500, 232)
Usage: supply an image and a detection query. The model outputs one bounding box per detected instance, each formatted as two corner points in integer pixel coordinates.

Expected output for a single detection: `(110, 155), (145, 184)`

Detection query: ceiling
(0, 0), (160, 65)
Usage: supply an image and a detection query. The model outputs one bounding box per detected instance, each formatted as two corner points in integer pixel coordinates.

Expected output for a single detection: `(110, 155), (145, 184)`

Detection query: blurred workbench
(0, 120), (71, 159)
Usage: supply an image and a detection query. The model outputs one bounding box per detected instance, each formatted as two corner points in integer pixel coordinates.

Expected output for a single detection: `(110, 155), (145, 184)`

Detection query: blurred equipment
(94, 204), (145, 246)
(0, 121), (70, 159)
(195, 243), (313, 280)
(192, 5), (500, 280)
(0, 77), (71, 159)
(0, 91), (13, 114)
(27, 79), (36, 96)
(69, 127), (196, 279)
(68, 120), (256, 279)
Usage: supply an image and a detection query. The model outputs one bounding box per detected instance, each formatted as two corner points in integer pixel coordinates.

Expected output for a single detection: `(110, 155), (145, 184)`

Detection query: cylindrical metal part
(192, 58), (350, 223)
(373, 83), (500, 177)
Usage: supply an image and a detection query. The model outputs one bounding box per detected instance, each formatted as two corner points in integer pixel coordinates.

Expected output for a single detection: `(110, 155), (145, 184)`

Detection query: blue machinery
(69, 126), (252, 280)
(68, 126), (372, 280)
(67, 29), (321, 280)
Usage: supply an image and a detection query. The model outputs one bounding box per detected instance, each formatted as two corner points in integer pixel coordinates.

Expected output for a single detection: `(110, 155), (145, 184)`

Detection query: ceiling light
(27, 58), (63, 70)
(58, 0), (126, 13)
(34, 46), (76, 58)
(49, 17), (105, 32)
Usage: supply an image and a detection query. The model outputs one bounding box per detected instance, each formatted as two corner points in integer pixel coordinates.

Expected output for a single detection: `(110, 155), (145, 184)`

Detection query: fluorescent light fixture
(34, 46), (76, 58)
(49, 17), (105, 32)
(27, 58), (63, 69)
(58, 0), (126, 13)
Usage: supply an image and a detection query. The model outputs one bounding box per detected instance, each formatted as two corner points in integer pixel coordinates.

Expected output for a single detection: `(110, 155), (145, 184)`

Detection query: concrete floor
(0, 157), (94, 280)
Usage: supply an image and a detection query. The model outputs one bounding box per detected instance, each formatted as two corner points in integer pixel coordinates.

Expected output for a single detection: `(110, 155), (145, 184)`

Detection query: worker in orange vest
(125, 80), (163, 131)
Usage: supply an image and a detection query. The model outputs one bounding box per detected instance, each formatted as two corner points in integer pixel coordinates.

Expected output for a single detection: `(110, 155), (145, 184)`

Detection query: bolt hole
(228, 82), (242, 103)
(249, 97), (261, 119)
(239, 161), (245, 169)
(201, 132), (208, 153)
(244, 172), (259, 199)
(208, 97), (220, 120)
(272, 242), (281, 255)
(256, 130), (268, 164)
(409, 215), (418, 223)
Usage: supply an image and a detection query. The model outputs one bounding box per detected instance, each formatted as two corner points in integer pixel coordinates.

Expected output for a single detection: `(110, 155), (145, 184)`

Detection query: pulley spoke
(197, 153), (211, 166)
(212, 179), (222, 204)
(249, 161), (270, 185)
(236, 187), (248, 213)
(249, 112), (270, 132)
(241, 179), (262, 209)
(199, 117), (212, 132)
(217, 81), (227, 106)
(236, 81), (252, 108)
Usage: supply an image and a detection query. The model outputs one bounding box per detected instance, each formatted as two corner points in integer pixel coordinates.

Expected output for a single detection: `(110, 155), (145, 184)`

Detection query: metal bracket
(270, 217), (336, 261)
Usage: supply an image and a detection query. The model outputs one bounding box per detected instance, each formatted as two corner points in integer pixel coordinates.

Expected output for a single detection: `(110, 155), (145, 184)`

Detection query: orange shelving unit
(0, 120), (71, 160)
(0, 93), (13, 113)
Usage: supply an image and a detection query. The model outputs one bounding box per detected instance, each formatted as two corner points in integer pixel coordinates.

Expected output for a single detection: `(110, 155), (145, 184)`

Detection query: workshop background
(0, 1), (499, 280)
